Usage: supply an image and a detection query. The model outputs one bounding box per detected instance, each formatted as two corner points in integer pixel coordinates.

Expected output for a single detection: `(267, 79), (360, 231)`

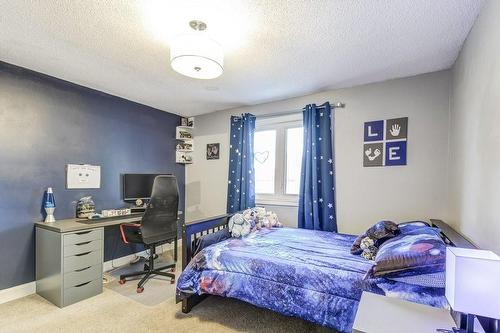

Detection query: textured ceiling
(0, 1), (483, 116)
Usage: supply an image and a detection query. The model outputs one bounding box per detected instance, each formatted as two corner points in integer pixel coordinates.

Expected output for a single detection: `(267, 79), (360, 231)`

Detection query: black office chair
(118, 175), (179, 293)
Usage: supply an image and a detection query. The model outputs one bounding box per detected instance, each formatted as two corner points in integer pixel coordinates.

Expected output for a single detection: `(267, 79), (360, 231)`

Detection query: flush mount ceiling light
(170, 20), (224, 80)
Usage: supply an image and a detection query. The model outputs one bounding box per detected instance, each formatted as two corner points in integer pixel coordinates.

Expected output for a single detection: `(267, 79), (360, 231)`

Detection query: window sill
(256, 197), (299, 207)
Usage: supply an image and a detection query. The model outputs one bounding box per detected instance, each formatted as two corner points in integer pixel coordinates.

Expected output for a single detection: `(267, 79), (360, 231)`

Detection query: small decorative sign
(207, 143), (220, 160)
(66, 164), (101, 189)
(363, 117), (408, 167)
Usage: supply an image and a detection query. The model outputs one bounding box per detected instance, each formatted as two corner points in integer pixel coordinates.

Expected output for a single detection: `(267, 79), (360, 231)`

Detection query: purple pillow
(372, 227), (446, 277)
(398, 221), (431, 234)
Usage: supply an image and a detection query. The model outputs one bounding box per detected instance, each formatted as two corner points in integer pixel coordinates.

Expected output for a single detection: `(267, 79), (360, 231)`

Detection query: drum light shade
(170, 33), (224, 79)
(446, 247), (500, 320)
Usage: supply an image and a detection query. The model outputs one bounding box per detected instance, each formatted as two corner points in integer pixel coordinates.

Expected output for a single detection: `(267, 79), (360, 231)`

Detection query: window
(254, 130), (276, 194)
(254, 115), (303, 205)
(285, 127), (303, 195)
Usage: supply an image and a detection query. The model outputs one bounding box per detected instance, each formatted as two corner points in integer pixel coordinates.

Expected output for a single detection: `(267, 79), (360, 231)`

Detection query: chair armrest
(119, 223), (141, 244)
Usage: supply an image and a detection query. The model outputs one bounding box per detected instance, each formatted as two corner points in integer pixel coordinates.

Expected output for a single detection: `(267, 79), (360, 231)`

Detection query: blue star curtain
(227, 113), (256, 213)
(298, 102), (337, 231)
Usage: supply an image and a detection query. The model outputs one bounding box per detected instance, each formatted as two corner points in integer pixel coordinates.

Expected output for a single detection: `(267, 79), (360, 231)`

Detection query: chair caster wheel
(119, 279), (126, 285)
(170, 279), (175, 284)
(136, 287), (144, 293)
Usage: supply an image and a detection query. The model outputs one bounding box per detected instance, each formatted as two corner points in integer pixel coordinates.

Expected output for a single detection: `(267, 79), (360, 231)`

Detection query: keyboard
(77, 213), (144, 224)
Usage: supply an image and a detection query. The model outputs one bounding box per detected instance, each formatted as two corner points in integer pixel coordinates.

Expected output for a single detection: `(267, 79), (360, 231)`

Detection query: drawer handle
(75, 231), (92, 235)
(75, 241), (91, 246)
(74, 281), (91, 288)
(74, 266), (91, 272)
(75, 251), (91, 257)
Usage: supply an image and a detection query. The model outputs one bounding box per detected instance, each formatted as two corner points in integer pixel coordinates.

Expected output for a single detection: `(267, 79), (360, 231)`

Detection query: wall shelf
(176, 151), (193, 164)
(176, 124), (194, 164)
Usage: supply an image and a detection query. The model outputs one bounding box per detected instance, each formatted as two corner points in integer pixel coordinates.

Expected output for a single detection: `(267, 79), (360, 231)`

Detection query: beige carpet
(0, 256), (337, 333)
(104, 254), (180, 307)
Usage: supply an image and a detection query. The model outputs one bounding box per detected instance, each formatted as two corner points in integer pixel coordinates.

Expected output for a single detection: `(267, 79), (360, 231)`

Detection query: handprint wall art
(363, 117), (408, 167)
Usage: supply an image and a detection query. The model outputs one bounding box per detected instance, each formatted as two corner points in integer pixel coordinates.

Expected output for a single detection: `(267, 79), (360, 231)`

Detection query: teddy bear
(359, 237), (378, 260)
(231, 207), (282, 236)
(262, 211), (282, 228)
(351, 220), (398, 255)
(228, 213), (252, 238)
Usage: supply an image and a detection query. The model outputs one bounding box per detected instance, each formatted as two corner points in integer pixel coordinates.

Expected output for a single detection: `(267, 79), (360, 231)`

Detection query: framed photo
(187, 117), (194, 127)
(180, 117), (188, 126)
(206, 143), (220, 160)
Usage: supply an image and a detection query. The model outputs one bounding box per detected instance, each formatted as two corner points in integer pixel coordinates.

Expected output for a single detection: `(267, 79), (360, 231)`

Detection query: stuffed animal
(242, 209), (257, 229)
(230, 208), (282, 236)
(351, 220), (398, 255)
(243, 207), (267, 230)
(262, 211), (282, 228)
(254, 207), (266, 224)
(359, 237), (378, 260)
(228, 213), (252, 238)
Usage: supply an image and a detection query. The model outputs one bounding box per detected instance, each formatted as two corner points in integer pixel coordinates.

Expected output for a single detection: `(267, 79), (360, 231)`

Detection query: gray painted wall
(186, 71), (451, 234)
(448, 0), (500, 254)
(0, 62), (184, 290)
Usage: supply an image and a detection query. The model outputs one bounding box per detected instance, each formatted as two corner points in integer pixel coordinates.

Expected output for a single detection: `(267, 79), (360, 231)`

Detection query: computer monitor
(122, 173), (169, 202)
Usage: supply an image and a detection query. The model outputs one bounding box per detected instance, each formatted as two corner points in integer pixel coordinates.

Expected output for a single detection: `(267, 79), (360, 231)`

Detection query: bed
(176, 216), (475, 333)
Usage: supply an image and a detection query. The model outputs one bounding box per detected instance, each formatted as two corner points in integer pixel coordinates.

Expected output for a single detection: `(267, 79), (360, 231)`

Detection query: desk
(35, 214), (144, 233)
(35, 213), (179, 307)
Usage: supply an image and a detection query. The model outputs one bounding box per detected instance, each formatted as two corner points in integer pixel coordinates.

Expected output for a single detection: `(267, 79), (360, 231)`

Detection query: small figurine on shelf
(176, 142), (193, 151)
(179, 131), (192, 139)
(187, 117), (194, 127)
(180, 117), (188, 126)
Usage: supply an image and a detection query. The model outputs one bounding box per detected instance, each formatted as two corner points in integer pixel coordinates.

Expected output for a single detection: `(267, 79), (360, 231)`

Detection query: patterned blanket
(177, 227), (447, 332)
(177, 228), (372, 332)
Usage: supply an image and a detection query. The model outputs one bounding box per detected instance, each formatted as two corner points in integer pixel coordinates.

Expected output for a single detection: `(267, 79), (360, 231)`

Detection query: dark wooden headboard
(430, 219), (476, 249)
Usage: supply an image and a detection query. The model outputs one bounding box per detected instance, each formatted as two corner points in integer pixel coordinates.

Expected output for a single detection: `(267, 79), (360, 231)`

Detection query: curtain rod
(255, 102), (346, 120)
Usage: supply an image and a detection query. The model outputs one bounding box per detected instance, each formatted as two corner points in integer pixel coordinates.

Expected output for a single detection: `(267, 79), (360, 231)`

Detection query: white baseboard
(103, 251), (146, 272)
(103, 241), (180, 272)
(0, 241), (181, 305)
(0, 282), (36, 305)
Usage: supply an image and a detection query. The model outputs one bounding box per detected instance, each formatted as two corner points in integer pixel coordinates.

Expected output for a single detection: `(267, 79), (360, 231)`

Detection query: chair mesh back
(140, 175), (179, 245)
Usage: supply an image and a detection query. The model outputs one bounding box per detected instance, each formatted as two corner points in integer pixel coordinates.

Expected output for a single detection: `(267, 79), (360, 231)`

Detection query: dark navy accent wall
(0, 62), (185, 290)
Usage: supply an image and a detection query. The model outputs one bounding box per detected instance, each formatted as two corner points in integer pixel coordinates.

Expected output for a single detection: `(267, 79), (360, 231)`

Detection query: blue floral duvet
(177, 228), (372, 332)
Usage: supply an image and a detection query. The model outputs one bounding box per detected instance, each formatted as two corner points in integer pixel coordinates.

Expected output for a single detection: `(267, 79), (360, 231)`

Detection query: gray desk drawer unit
(36, 227), (103, 307)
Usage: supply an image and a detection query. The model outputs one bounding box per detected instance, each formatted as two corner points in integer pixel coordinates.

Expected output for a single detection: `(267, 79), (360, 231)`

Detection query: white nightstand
(353, 292), (457, 333)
